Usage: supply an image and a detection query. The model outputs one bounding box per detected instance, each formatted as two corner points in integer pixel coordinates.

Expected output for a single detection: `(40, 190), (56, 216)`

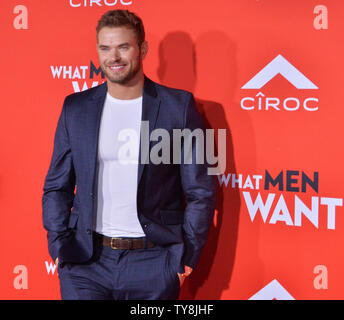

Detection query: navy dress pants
(57, 238), (182, 300)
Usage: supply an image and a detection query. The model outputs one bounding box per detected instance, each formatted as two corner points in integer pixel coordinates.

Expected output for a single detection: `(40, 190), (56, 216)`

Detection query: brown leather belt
(95, 233), (155, 250)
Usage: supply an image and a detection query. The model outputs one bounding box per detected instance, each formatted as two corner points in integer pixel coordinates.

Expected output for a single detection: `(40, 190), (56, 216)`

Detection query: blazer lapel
(137, 76), (161, 186)
(85, 82), (107, 181)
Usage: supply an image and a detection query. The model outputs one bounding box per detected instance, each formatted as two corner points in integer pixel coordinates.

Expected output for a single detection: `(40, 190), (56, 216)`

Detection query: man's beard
(103, 58), (142, 85)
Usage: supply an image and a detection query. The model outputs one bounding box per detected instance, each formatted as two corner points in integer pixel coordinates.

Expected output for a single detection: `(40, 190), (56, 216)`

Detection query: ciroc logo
(241, 55), (319, 112)
(69, 0), (133, 7)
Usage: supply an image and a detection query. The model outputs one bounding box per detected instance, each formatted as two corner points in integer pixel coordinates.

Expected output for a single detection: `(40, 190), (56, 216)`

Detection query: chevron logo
(249, 279), (295, 300)
(242, 54), (318, 89)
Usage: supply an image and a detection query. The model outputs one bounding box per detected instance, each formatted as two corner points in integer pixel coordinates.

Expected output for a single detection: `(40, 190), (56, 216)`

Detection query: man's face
(97, 26), (147, 84)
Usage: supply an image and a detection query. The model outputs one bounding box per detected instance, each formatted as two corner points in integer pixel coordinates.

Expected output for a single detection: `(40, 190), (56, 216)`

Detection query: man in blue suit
(42, 9), (216, 300)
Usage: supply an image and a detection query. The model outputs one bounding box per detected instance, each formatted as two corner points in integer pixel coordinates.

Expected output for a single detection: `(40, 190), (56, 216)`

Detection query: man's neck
(107, 73), (144, 100)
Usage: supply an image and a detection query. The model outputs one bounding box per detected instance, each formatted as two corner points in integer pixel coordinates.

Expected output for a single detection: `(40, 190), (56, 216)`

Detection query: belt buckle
(110, 238), (120, 249)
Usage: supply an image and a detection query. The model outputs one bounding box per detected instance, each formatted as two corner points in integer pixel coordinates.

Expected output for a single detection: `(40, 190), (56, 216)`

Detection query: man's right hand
(55, 257), (59, 266)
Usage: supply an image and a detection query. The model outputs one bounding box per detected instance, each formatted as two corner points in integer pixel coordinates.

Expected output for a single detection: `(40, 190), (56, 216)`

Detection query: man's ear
(141, 41), (149, 59)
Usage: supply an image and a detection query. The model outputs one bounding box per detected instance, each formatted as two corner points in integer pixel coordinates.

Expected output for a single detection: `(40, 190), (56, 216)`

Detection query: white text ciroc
(69, 0), (132, 7)
(241, 92), (318, 111)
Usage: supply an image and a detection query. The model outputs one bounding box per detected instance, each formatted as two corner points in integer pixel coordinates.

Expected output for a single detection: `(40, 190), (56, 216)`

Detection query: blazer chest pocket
(68, 213), (79, 229)
(160, 210), (184, 225)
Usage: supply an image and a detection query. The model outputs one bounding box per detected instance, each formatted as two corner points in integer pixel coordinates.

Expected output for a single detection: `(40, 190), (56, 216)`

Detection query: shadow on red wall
(157, 31), (242, 299)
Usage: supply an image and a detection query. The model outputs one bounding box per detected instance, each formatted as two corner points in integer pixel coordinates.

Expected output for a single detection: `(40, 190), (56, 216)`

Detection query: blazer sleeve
(180, 93), (217, 269)
(42, 96), (76, 262)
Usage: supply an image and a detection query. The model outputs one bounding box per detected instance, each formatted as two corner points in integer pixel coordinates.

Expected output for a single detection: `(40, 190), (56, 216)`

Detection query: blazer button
(86, 229), (92, 234)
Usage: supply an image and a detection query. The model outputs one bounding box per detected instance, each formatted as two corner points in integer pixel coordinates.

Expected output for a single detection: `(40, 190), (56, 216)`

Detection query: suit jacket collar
(90, 75), (158, 100)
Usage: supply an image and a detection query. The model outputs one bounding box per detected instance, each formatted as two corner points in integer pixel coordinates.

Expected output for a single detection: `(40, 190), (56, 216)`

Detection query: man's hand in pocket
(177, 265), (193, 286)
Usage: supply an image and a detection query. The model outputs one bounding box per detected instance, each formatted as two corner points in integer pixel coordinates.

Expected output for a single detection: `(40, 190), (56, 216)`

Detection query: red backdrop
(1, 0), (343, 299)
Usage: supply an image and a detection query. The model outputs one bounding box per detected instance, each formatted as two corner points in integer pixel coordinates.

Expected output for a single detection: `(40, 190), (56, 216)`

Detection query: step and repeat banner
(1, 0), (343, 300)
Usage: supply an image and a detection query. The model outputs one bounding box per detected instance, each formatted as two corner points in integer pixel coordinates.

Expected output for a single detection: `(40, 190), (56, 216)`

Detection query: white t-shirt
(93, 92), (145, 238)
